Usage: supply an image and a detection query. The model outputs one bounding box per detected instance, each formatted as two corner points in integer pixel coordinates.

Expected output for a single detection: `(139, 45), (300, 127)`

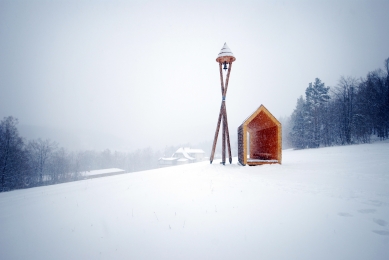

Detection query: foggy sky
(1, 0), (389, 152)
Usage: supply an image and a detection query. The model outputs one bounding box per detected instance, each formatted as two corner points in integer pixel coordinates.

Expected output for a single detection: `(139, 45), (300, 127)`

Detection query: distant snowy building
(174, 147), (205, 161)
(158, 157), (178, 166)
(158, 147), (205, 167)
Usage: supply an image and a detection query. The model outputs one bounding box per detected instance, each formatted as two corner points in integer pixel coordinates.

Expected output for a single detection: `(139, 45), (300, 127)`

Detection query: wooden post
(210, 102), (223, 164)
(222, 105), (226, 165)
(219, 62), (225, 94)
(223, 105), (232, 163)
(223, 62), (232, 97)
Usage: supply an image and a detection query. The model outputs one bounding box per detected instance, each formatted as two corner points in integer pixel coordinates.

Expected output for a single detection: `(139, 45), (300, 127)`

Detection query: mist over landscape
(1, 0), (388, 153)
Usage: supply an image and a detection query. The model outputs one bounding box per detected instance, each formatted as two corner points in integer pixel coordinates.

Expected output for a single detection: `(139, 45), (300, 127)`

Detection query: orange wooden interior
(249, 126), (278, 160)
(247, 111), (279, 163)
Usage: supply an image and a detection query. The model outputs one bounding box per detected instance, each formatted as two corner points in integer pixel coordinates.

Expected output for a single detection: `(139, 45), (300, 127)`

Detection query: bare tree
(332, 76), (359, 144)
(27, 139), (58, 184)
(47, 147), (71, 184)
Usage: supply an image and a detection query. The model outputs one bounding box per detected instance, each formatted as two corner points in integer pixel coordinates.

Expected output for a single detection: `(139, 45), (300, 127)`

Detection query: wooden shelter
(238, 105), (282, 166)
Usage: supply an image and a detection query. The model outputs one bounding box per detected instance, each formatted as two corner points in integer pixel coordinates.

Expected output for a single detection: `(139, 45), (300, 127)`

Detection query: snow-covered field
(1, 141), (389, 260)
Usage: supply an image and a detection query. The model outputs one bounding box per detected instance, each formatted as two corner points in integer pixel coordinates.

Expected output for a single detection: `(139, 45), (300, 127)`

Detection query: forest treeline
(288, 58), (389, 148)
(0, 117), (169, 192)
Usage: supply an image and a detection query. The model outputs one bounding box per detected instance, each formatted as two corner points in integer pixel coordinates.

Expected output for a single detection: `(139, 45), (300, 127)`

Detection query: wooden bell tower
(210, 43), (236, 165)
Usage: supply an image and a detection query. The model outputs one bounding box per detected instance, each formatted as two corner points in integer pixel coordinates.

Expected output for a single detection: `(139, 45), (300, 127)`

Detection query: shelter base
(246, 159), (279, 166)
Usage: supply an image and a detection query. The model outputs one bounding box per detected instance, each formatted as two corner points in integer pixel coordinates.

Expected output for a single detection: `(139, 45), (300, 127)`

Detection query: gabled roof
(240, 104), (281, 130)
(175, 147), (205, 154)
(159, 157), (178, 161)
(174, 148), (195, 160)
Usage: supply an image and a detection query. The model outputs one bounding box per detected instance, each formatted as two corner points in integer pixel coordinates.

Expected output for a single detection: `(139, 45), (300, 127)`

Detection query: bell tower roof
(216, 43), (236, 63)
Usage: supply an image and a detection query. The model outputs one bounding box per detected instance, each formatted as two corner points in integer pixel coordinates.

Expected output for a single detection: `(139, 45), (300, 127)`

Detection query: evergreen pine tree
(290, 96), (307, 149)
(305, 78), (330, 147)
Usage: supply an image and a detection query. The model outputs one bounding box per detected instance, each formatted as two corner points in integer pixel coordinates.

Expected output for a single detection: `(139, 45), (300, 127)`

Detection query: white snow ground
(1, 141), (388, 260)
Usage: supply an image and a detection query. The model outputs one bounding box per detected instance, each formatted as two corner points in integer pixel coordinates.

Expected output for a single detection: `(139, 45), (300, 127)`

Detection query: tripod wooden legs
(210, 61), (233, 165)
(210, 101), (232, 164)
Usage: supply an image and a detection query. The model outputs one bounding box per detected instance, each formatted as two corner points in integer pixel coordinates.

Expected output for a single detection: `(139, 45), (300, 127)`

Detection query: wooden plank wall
(238, 125), (245, 165)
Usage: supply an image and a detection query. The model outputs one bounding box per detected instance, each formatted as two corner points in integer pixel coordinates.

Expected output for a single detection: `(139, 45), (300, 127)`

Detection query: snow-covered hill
(1, 141), (388, 260)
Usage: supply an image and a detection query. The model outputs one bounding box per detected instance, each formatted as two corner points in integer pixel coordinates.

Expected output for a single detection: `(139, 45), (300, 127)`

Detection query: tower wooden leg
(223, 106), (232, 164)
(210, 103), (223, 164)
(222, 103), (226, 165)
(211, 102), (231, 165)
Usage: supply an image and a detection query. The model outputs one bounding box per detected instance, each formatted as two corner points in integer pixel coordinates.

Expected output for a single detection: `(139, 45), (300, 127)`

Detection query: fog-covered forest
(286, 58), (389, 149)
(0, 117), (162, 191)
(0, 118), (216, 192)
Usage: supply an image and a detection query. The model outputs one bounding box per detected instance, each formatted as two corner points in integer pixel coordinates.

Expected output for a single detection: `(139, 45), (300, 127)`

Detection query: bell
(223, 61), (228, 71)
